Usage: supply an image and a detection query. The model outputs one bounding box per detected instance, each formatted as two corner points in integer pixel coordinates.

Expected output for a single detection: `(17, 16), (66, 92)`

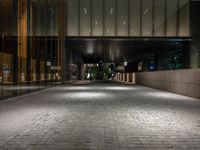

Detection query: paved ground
(0, 81), (200, 150)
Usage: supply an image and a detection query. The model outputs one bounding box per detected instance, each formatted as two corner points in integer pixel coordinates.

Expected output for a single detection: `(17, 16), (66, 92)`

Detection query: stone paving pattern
(0, 81), (200, 150)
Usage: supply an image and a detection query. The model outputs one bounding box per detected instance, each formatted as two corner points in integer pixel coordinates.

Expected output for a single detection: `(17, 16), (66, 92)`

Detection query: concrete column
(123, 73), (125, 82)
(65, 50), (72, 81)
(127, 73), (129, 82)
(36, 1), (41, 81)
(36, 37), (41, 81)
(26, 0), (31, 83)
(132, 73), (136, 84)
(58, 0), (66, 84)
(12, 0), (18, 83)
(190, 1), (200, 68)
(80, 63), (84, 80)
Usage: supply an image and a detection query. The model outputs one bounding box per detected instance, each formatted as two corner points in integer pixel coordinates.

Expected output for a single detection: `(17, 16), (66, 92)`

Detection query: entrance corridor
(0, 81), (200, 150)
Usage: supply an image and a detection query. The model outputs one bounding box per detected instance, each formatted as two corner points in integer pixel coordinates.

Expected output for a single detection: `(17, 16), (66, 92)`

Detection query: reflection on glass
(0, 0), (61, 100)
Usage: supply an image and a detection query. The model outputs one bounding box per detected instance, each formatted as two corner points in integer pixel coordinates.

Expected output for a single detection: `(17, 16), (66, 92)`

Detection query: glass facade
(0, 0), (61, 99)
(0, 0), (190, 99)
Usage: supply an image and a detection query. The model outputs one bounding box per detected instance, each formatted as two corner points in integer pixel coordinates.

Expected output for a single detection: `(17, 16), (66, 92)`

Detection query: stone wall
(116, 69), (200, 99)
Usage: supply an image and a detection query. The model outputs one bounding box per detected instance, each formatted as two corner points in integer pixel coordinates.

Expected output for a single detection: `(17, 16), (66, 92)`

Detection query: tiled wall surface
(135, 69), (200, 99)
(115, 69), (200, 99)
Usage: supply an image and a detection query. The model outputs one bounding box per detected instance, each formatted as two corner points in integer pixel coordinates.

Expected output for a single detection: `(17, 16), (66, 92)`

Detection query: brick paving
(0, 81), (200, 150)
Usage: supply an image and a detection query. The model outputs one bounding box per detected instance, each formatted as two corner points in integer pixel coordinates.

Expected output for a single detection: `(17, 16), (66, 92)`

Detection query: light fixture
(143, 8), (149, 15)
(84, 8), (87, 14)
(123, 20), (127, 25)
(110, 8), (113, 14)
(124, 61), (128, 66)
(95, 20), (98, 25)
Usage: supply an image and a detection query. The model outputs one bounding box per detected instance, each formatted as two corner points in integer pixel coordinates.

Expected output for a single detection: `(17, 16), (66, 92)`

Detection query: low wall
(116, 73), (136, 84)
(116, 69), (200, 99)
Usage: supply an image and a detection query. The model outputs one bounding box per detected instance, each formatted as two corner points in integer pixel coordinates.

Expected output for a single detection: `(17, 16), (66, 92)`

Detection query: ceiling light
(123, 20), (127, 25)
(143, 8), (149, 15)
(95, 20), (98, 25)
(84, 8), (87, 14)
(110, 8), (113, 14)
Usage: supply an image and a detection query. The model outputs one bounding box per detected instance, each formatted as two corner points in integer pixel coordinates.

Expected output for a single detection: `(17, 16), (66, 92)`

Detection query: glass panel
(178, 0), (189, 36)
(166, 0), (178, 36)
(154, 0), (165, 36)
(48, 0), (58, 36)
(117, 0), (128, 36)
(80, 0), (91, 36)
(104, 0), (116, 36)
(129, 0), (141, 36)
(142, 0), (153, 36)
(67, 0), (79, 36)
(92, 0), (103, 36)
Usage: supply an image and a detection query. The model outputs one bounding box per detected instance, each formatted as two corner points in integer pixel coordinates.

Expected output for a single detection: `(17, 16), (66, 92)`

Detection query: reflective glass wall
(0, 0), (61, 99)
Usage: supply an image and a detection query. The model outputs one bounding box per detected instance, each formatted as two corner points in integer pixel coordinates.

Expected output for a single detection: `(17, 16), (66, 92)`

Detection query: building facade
(0, 0), (199, 99)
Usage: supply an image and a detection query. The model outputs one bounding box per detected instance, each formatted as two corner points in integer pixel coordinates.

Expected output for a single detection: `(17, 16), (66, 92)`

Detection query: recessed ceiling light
(143, 8), (149, 15)
(110, 8), (113, 14)
(123, 20), (127, 25)
(84, 8), (87, 14)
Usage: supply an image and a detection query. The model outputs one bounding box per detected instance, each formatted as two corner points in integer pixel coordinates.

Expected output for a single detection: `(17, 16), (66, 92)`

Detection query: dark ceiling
(66, 37), (191, 63)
